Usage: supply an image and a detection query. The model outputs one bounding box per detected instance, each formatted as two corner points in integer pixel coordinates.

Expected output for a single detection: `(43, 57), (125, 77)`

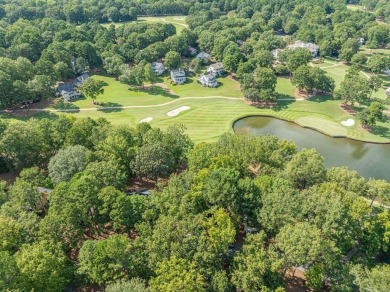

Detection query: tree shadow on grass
(52, 100), (80, 113)
(371, 125), (390, 139)
(270, 93), (295, 111)
(129, 85), (179, 98)
(307, 94), (333, 103)
(97, 102), (124, 113)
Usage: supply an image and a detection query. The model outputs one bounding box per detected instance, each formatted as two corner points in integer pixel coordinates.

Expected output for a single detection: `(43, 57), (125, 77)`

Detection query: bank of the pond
(232, 114), (390, 144)
(233, 116), (390, 181)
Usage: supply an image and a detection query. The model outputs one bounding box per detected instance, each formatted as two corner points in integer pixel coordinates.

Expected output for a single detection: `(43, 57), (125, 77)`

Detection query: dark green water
(233, 116), (390, 181)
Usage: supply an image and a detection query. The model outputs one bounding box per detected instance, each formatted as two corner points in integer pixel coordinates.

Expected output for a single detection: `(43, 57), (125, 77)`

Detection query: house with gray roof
(199, 72), (218, 87)
(196, 51), (210, 63)
(287, 40), (319, 58)
(151, 62), (166, 76)
(170, 69), (186, 85)
(207, 62), (224, 76)
(55, 72), (90, 102)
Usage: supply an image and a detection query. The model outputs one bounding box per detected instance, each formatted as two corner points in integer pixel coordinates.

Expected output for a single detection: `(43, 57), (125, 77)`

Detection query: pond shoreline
(232, 114), (390, 145)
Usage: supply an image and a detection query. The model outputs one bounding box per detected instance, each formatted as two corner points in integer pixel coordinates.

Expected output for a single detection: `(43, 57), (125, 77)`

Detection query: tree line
(0, 117), (389, 291)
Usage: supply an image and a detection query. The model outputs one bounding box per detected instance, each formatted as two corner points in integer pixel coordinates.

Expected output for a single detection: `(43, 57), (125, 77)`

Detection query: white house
(196, 51), (210, 63)
(386, 87), (390, 97)
(170, 69), (186, 85)
(207, 62), (224, 76)
(199, 72), (218, 87)
(151, 62), (166, 76)
(287, 40), (319, 58)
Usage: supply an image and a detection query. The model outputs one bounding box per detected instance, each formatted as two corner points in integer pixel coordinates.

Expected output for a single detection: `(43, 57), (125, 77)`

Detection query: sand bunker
(167, 106), (190, 117)
(139, 117), (153, 123)
(341, 118), (355, 127)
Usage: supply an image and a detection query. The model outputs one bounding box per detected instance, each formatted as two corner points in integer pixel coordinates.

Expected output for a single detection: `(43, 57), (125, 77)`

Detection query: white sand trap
(174, 17), (184, 20)
(341, 118), (355, 127)
(167, 106), (190, 117)
(139, 117), (153, 123)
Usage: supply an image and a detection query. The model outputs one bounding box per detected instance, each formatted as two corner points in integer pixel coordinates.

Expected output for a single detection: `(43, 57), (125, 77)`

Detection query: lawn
(100, 15), (188, 34)
(4, 69), (390, 144)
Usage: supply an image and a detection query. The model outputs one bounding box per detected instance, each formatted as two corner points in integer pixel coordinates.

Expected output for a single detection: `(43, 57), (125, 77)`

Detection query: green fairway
(100, 15), (188, 33)
(4, 70), (390, 144)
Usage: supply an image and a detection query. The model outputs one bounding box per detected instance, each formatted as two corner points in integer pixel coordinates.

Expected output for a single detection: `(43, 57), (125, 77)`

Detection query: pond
(233, 116), (390, 181)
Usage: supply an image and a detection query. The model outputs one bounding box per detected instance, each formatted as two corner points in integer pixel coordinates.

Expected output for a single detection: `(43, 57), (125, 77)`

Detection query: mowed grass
(5, 69), (390, 144)
(36, 94), (390, 143)
(100, 15), (188, 33)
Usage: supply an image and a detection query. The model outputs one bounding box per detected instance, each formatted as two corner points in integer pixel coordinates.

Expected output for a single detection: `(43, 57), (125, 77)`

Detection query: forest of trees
(0, 117), (389, 291)
(0, 0), (388, 109)
(0, 0), (390, 290)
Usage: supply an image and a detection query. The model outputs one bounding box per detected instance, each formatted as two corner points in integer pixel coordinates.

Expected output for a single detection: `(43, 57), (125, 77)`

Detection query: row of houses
(55, 72), (90, 102)
(151, 59), (225, 87)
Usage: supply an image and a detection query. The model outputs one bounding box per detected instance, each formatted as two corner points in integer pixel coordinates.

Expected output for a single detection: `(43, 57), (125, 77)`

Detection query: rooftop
(209, 62), (224, 70)
(201, 72), (216, 81)
(197, 51), (210, 59)
(171, 68), (186, 78)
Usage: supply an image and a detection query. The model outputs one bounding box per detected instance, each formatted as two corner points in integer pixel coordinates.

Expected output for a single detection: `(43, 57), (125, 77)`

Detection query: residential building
(55, 72), (90, 102)
(207, 62), (224, 76)
(199, 72), (218, 87)
(188, 46), (197, 56)
(170, 69), (186, 84)
(386, 87), (390, 97)
(151, 62), (166, 76)
(287, 40), (319, 58)
(196, 51), (210, 63)
(74, 72), (90, 86)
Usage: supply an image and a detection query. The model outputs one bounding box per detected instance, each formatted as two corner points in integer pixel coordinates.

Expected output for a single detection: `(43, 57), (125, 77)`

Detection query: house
(358, 38), (365, 46)
(56, 82), (80, 102)
(188, 46), (197, 56)
(55, 72), (90, 102)
(151, 62), (166, 76)
(74, 72), (90, 86)
(386, 87), (390, 97)
(196, 51), (210, 63)
(287, 40), (319, 58)
(170, 69), (186, 85)
(385, 68), (390, 76)
(199, 72), (218, 87)
(207, 62), (224, 76)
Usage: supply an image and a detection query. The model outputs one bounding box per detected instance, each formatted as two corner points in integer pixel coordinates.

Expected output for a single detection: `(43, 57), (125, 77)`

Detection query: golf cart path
(1, 96), (245, 113)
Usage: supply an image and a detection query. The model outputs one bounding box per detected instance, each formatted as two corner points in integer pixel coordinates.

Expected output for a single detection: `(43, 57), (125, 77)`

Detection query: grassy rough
(2, 69), (390, 144)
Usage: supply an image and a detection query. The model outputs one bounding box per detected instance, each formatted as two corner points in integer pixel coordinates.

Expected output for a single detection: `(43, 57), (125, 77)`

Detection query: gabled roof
(75, 72), (90, 84)
(171, 68), (186, 78)
(196, 51), (210, 59)
(57, 83), (75, 93)
(201, 72), (216, 81)
(151, 62), (165, 69)
(209, 62), (224, 70)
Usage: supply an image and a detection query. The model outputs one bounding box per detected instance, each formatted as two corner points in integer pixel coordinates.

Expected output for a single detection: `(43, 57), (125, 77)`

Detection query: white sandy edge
(167, 106), (190, 117)
(139, 117), (154, 123)
(341, 118), (355, 127)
